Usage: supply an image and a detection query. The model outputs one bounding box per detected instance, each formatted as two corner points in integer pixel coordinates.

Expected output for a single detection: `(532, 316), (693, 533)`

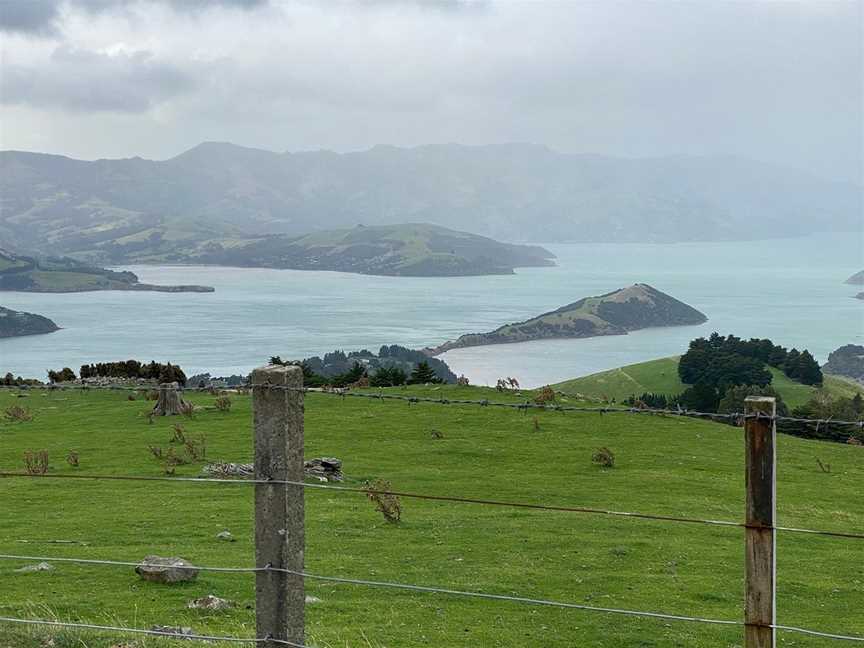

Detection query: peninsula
(0, 250), (214, 293)
(0, 306), (60, 338)
(427, 284), (708, 354)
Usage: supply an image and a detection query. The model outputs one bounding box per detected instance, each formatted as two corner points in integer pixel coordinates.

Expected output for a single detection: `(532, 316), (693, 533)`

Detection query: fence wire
(2, 471), (862, 540)
(2, 381), (862, 427)
(0, 615), (307, 646)
(0, 556), (862, 642)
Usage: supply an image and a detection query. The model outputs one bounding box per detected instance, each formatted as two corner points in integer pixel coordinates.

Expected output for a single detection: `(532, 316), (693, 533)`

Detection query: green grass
(554, 356), (862, 408)
(1, 385), (863, 648)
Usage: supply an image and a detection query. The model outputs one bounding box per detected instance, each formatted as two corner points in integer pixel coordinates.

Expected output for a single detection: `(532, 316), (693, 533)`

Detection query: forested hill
(428, 284), (707, 354)
(1, 143), (860, 263)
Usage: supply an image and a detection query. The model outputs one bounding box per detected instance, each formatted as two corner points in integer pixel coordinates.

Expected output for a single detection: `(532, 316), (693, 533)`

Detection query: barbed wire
(0, 615), (306, 646)
(1, 471), (862, 540)
(2, 556), (861, 642)
(3, 381), (863, 427)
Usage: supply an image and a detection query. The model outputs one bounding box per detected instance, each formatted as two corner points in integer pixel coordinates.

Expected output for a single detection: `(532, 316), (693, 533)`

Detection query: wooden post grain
(744, 396), (776, 648)
(253, 364), (304, 647)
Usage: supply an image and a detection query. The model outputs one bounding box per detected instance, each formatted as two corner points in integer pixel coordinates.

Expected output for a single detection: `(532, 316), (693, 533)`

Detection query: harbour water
(1, 233), (861, 387)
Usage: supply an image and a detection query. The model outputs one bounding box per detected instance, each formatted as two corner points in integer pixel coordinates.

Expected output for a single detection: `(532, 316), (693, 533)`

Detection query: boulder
(135, 556), (199, 584)
(15, 562), (53, 573)
(216, 530), (235, 542)
(202, 456), (343, 481)
(187, 595), (235, 611)
(149, 626), (195, 639)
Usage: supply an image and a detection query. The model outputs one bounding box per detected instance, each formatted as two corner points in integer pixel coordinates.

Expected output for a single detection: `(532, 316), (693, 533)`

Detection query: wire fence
(1, 379), (863, 646)
(2, 471), (863, 541)
(3, 380), (864, 428)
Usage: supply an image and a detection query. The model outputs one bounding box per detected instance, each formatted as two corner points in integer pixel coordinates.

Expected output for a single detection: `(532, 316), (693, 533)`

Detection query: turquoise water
(1, 233), (861, 387)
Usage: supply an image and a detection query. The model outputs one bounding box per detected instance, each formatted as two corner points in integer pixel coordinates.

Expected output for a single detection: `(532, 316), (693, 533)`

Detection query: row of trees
(679, 333), (823, 389)
(2, 373), (43, 387)
(76, 360), (187, 385)
(625, 383), (863, 444)
(271, 357), (442, 388)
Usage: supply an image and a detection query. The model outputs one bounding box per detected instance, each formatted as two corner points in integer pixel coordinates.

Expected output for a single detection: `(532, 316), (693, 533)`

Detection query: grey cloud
(0, 0), (61, 35)
(0, 0), (269, 35)
(1, 46), (197, 112)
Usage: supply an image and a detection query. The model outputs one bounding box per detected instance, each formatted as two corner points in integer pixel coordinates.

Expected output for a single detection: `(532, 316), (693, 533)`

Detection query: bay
(0, 233), (861, 387)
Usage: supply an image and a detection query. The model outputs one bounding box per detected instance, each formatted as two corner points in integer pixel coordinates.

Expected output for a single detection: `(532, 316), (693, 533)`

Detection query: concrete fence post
(253, 364), (305, 647)
(744, 396), (776, 648)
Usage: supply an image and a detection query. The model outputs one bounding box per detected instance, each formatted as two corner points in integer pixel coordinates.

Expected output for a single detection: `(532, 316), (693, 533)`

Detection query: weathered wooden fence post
(744, 396), (776, 648)
(253, 364), (305, 647)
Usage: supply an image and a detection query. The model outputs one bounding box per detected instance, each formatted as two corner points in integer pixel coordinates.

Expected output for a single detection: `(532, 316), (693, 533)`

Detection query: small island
(427, 283), (708, 354)
(0, 250), (214, 293)
(0, 306), (59, 338)
(153, 223), (556, 277)
(845, 270), (864, 285)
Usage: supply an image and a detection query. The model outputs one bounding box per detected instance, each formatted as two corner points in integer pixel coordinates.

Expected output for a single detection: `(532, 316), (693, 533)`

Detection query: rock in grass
(216, 530), (235, 542)
(15, 562), (53, 573)
(149, 626), (195, 639)
(135, 556), (199, 584)
(187, 594), (235, 611)
(305, 595), (321, 604)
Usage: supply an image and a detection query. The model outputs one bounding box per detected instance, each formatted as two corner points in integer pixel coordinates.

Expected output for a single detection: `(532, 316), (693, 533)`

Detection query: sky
(0, 0), (861, 183)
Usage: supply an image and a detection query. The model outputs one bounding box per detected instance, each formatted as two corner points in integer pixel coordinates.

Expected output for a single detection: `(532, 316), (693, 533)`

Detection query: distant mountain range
(427, 283), (707, 354)
(2, 143), (860, 266)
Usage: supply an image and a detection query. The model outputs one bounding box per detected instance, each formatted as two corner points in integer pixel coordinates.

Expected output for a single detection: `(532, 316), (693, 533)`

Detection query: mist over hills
(1, 142), (860, 264)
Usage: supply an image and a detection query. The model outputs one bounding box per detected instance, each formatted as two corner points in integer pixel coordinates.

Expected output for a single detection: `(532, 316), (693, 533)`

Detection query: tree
(717, 384), (789, 418)
(409, 361), (441, 384)
(793, 350), (823, 386)
(677, 382), (720, 412)
(47, 367), (76, 383)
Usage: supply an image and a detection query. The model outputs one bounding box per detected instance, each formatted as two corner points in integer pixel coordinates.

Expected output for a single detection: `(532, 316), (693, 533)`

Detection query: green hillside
(0, 385), (862, 648)
(429, 284), (706, 354)
(174, 223), (556, 277)
(554, 356), (861, 408)
(0, 250), (213, 293)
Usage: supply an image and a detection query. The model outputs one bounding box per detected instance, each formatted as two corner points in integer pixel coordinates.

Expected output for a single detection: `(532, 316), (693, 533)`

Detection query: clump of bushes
(592, 447), (615, 468)
(365, 479), (402, 523)
(66, 450), (80, 468)
(23, 450), (49, 475)
(214, 396), (232, 412)
(47, 367), (76, 383)
(4, 404), (33, 422)
(533, 386), (557, 405)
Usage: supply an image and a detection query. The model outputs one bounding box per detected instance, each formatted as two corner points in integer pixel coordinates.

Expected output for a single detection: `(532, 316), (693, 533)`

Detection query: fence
(1, 364), (863, 647)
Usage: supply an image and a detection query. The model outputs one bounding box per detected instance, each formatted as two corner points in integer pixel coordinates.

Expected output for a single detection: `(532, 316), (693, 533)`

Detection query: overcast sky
(0, 0), (861, 183)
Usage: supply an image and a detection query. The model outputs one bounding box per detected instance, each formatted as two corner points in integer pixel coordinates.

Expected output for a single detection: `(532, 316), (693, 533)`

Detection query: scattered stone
(187, 594), (235, 611)
(15, 562), (53, 573)
(304, 457), (343, 482)
(216, 530), (235, 542)
(149, 626), (195, 639)
(135, 556), (199, 584)
(202, 456), (343, 482)
(202, 462), (253, 478)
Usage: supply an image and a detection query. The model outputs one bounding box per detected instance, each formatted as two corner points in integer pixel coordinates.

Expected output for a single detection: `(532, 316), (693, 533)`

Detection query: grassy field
(1, 385), (863, 648)
(553, 356), (862, 408)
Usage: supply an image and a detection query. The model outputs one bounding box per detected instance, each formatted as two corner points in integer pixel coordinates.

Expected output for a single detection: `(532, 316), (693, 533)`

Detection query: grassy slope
(554, 356), (862, 408)
(1, 385), (862, 648)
